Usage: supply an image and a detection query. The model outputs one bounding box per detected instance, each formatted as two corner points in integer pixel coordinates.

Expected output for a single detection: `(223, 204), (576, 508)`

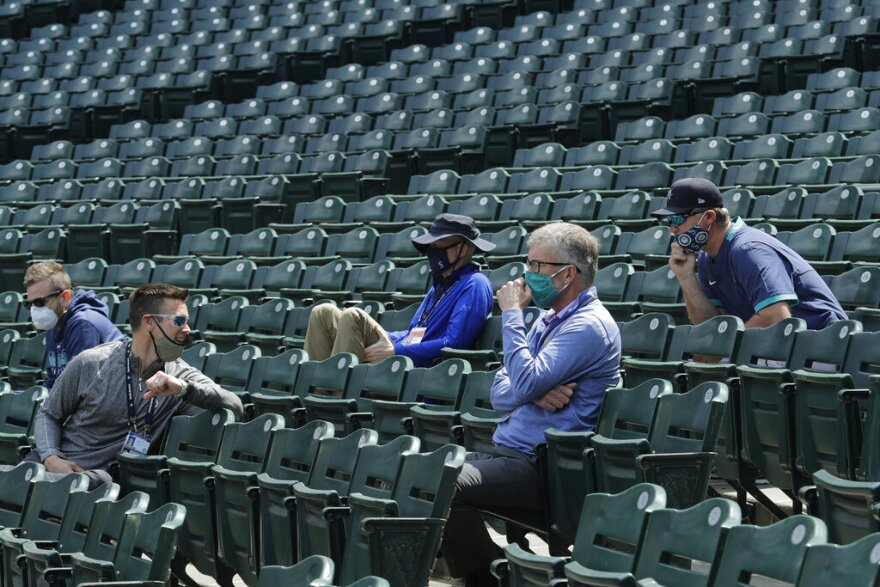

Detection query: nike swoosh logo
(709, 280), (717, 286)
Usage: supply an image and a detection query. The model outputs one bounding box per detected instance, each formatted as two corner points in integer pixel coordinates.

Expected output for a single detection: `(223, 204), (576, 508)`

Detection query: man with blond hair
(23, 261), (124, 389)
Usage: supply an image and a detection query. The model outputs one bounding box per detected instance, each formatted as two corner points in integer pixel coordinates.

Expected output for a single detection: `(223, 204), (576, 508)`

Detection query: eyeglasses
(664, 209), (706, 228)
(149, 314), (189, 328)
(23, 290), (62, 309)
(527, 260), (571, 273)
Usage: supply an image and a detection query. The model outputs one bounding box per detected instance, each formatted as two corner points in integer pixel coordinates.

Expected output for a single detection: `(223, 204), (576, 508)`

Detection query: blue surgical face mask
(676, 212), (710, 254)
(524, 265), (571, 309)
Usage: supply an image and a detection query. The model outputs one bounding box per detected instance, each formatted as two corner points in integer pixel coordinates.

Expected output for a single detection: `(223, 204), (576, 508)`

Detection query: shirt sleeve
(393, 278), (492, 365)
(730, 242), (799, 314)
(490, 308), (602, 411)
(34, 354), (84, 461)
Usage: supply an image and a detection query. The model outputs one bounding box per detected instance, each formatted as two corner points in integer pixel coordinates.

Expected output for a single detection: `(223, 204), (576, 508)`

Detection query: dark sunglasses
(149, 314), (190, 327)
(23, 290), (62, 309)
(664, 209), (706, 228)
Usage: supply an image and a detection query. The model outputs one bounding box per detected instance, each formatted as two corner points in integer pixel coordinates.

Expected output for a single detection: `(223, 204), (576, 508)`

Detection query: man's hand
(364, 325), (395, 364)
(668, 242), (697, 280)
(44, 455), (84, 474)
(143, 370), (185, 400)
(534, 382), (576, 412)
(497, 277), (532, 311)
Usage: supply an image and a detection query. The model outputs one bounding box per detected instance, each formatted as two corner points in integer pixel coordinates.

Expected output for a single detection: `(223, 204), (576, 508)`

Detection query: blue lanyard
(416, 270), (466, 328)
(125, 342), (156, 439)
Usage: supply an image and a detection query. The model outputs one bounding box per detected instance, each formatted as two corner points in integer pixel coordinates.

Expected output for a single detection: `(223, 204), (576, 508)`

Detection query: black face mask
(149, 320), (188, 363)
(426, 242), (464, 281)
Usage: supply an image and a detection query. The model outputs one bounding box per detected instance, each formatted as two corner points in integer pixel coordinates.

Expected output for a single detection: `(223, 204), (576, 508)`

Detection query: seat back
(647, 381), (729, 453)
(109, 502), (187, 582)
(566, 484), (666, 578)
(707, 515), (827, 585)
(340, 444), (466, 586)
(215, 413), (285, 473)
(796, 532), (880, 587)
(257, 555), (335, 586)
(631, 498), (741, 587)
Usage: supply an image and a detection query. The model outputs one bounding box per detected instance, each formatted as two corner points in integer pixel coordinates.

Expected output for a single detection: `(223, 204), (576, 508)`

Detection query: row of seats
(114, 410), (466, 586)
(6, 120), (878, 178)
(0, 463), (185, 585)
(494, 481), (880, 586)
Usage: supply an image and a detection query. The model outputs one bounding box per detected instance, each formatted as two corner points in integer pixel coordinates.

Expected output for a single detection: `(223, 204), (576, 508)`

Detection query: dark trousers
(439, 446), (544, 578)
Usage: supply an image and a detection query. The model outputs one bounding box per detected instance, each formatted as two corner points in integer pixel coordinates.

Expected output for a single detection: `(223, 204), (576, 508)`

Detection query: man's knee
(337, 307), (372, 332)
(310, 303), (340, 323)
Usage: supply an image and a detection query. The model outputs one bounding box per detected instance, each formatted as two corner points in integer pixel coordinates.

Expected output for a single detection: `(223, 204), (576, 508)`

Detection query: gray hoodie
(34, 340), (244, 471)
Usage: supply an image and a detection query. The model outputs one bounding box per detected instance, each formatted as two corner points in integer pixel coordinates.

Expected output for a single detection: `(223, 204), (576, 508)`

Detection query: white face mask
(31, 306), (58, 330)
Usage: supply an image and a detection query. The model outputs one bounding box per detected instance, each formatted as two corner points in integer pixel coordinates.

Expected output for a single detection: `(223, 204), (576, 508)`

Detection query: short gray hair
(527, 222), (599, 285)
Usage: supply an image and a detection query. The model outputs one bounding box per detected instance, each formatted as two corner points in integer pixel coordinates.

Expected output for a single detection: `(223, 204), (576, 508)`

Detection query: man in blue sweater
(24, 262), (124, 389)
(438, 222), (622, 586)
(303, 213), (495, 367)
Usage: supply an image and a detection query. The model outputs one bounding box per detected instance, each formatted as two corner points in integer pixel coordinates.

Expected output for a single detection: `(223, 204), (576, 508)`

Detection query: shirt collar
(726, 217), (745, 241)
(541, 286), (597, 327)
(432, 262), (476, 287)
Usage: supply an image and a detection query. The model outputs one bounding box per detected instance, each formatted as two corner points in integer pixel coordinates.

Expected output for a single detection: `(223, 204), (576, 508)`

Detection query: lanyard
(533, 289), (597, 351)
(416, 271), (465, 328)
(125, 342), (156, 439)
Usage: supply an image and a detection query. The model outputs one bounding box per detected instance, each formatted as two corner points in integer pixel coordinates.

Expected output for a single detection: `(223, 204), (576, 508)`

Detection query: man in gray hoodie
(32, 284), (243, 487)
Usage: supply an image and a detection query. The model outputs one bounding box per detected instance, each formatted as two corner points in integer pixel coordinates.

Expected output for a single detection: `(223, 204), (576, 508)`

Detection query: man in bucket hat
(651, 177), (845, 329)
(303, 213), (495, 367)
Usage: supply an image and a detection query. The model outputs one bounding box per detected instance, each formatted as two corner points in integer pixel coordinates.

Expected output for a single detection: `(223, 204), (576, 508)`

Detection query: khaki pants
(303, 305), (383, 362)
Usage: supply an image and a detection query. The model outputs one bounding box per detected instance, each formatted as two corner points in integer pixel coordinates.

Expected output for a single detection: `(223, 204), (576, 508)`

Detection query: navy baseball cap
(412, 213), (496, 253)
(651, 177), (724, 217)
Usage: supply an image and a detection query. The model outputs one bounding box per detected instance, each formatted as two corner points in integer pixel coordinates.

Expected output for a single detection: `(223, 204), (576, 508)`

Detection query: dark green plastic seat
(248, 349), (308, 425)
(808, 469), (880, 545)
(795, 530), (880, 586)
(494, 483), (666, 586)
(302, 355), (411, 438)
(453, 369), (503, 454)
(203, 344), (261, 402)
(167, 414), (283, 585)
(0, 473), (90, 587)
(339, 444), (466, 587)
(37, 492), (150, 587)
(17, 482), (119, 587)
(65, 502), (186, 585)
(0, 386), (46, 465)
(622, 315), (744, 390)
(707, 515), (827, 586)
(616, 498), (741, 587)
(737, 320), (862, 515)
(293, 435), (420, 573)
(684, 317), (807, 515)
(115, 409), (234, 508)
(591, 381), (729, 508)
(212, 414), (286, 586)
(256, 428), (376, 570)
(369, 359), (471, 442)
(256, 555), (335, 586)
(559, 379), (673, 542)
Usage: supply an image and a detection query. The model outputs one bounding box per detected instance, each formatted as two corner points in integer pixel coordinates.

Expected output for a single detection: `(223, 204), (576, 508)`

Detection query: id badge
(402, 327), (426, 346)
(122, 431), (151, 455)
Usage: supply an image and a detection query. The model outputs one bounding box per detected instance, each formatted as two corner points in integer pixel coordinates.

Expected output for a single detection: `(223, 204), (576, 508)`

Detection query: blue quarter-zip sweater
(387, 264), (493, 367)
